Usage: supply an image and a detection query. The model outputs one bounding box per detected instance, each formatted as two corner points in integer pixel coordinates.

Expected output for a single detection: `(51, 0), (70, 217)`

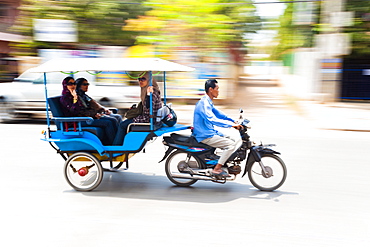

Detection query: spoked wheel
(247, 153), (287, 191)
(64, 152), (104, 192)
(165, 150), (201, 187)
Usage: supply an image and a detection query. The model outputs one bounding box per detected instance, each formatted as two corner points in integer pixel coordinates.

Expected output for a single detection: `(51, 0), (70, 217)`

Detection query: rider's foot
(212, 169), (231, 177)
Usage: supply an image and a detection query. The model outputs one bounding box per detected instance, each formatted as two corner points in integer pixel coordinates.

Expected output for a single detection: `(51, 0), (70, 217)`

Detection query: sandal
(212, 170), (231, 177)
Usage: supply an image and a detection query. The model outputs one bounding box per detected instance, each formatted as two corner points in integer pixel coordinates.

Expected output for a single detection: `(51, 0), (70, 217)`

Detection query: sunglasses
(66, 82), (76, 86)
(138, 77), (147, 81)
(82, 83), (90, 86)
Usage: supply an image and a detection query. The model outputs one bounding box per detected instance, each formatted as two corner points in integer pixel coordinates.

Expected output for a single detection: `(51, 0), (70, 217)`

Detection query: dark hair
(62, 76), (74, 85)
(75, 78), (87, 89)
(205, 79), (218, 93)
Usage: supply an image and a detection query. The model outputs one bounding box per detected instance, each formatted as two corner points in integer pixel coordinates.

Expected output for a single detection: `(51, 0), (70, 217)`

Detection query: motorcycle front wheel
(247, 153), (287, 191)
(165, 150), (201, 187)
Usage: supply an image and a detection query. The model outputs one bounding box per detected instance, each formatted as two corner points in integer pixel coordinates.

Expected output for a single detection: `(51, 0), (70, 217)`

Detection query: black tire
(165, 150), (200, 187)
(247, 153), (287, 191)
(64, 152), (104, 192)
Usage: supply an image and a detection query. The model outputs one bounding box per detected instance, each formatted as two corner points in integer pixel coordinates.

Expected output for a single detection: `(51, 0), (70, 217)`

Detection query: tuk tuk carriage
(35, 58), (195, 191)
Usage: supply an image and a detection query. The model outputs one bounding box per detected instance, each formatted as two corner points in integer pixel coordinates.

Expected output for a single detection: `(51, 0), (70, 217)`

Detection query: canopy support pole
(163, 71), (167, 105)
(149, 71), (153, 131)
(43, 72), (51, 137)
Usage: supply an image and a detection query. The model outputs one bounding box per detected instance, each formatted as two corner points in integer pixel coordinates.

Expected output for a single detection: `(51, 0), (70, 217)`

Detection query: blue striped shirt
(193, 95), (235, 142)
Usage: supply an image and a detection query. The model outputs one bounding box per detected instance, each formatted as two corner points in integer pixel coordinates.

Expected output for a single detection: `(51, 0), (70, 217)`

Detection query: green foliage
(343, 0), (370, 58)
(11, 0), (260, 58)
(124, 0), (260, 52)
(270, 2), (319, 60)
(11, 0), (149, 55)
(270, 0), (370, 59)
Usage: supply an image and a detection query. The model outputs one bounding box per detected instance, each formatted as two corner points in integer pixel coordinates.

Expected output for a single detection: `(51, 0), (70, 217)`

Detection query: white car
(0, 69), (140, 122)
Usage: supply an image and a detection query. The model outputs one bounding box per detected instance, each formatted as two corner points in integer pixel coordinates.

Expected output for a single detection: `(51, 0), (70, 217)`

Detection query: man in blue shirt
(193, 79), (242, 177)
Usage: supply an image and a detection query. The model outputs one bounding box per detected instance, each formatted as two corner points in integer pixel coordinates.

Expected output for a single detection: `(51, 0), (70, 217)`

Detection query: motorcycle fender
(158, 146), (175, 163)
(241, 147), (260, 177)
(259, 147), (281, 155)
(241, 154), (253, 178)
(241, 147), (280, 177)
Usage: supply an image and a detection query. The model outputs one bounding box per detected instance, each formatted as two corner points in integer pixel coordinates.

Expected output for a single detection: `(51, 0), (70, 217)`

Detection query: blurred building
(273, 0), (370, 103)
(0, 0), (25, 82)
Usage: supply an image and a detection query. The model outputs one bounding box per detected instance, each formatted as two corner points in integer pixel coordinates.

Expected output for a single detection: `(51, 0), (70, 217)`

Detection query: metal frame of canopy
(30, 58), (195, 132)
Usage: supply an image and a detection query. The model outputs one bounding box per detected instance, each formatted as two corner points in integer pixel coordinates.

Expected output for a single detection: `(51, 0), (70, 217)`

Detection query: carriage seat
(127, 122), (163, 132)
(47, 96), (104, 139)
(168, 133), (212, 148)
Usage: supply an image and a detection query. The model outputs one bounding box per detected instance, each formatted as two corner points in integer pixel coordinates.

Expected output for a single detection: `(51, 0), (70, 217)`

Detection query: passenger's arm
(144, 89), (161, 109)
(60, 95), (82, 116)
(89, 98), (105, 113)
(144, 90), (162, 117)
(152, 90), (162, 112)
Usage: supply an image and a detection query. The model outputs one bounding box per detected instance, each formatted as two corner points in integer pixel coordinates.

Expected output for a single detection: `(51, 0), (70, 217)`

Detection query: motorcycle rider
(193, 79), (242, 177)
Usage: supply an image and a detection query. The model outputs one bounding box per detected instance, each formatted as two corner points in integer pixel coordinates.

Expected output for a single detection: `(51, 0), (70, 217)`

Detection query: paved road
(1, 83), (369, 247)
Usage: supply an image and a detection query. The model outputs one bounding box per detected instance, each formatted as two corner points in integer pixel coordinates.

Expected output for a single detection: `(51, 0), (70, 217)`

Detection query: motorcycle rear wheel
(247, 153), (287, 191)
(165, 150), (200, 187)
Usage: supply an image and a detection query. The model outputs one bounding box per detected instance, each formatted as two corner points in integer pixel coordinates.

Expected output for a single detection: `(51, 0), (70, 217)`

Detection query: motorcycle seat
(170, 133), (212, 148)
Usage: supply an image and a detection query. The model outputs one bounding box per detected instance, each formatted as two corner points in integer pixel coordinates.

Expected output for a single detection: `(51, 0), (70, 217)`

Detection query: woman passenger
(59, 76), (116, 145)
(75, 77), (122, 132)
(112, 72), (162, 145)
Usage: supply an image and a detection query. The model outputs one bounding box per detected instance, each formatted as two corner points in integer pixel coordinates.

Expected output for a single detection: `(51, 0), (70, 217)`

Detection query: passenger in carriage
(59, 76), (116, 145)
(112, 72), (162, 145)
(75, 77), (122, 131)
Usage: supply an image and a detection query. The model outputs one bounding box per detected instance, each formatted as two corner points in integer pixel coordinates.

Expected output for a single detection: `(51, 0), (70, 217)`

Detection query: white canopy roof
(29, 58), (195, 73)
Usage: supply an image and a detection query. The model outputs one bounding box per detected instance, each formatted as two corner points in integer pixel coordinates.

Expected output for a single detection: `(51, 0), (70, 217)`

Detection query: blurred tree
(123, 0), (260, 61)
(343, 0), (370, 58)
(270, 2), (319, 60)
(271, 0), (370, 60)
(11, 0), (150, 55)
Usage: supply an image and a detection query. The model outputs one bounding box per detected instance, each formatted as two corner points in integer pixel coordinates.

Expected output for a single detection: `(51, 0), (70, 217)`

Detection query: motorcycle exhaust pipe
(171, 173), (236, 181)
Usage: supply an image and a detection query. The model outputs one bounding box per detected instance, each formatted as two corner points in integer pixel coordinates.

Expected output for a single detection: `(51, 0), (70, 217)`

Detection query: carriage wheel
(64, 152), (104, 192)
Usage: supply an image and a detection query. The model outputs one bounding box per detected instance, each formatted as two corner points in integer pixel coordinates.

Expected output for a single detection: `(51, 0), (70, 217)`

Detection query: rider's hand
(105, 109), (112, 115)
(232, 125), (243, 130)
(95, 113), (102, 119)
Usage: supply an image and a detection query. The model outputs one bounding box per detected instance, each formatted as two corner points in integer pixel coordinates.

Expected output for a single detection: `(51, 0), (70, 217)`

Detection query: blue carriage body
(42, 122), (190, 156)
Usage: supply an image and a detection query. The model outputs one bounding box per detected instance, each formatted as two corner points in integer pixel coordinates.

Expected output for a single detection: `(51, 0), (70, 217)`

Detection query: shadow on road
(63, 170), (298, 203)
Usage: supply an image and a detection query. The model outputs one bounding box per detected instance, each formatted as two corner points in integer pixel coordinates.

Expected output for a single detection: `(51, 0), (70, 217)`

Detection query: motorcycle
(159, 110), (287, 191)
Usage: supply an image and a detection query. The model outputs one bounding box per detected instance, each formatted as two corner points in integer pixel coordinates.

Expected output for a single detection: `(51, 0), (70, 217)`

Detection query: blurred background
(2, 3), (370, 245)
(0, 0), (368, 104)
